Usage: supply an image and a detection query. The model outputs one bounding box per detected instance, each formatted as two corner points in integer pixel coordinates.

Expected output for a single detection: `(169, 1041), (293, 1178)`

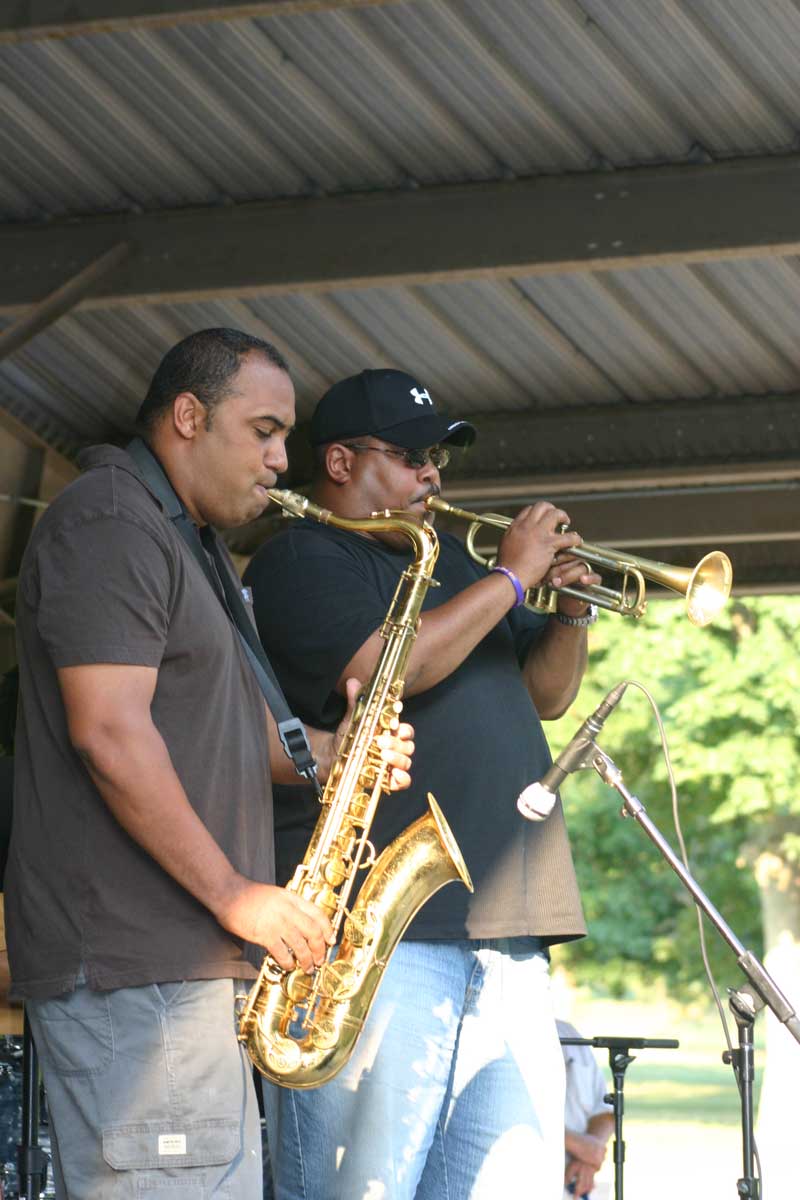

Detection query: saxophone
(239, 484), (474, 1089)
(238, 488), (473, 1089)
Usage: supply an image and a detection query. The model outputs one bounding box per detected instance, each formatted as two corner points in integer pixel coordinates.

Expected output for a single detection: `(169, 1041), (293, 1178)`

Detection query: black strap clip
(278, 718), (322, 797)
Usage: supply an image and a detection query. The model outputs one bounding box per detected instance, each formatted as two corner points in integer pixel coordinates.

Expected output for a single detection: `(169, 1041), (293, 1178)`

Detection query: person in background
(557, 1019), (615, 1200)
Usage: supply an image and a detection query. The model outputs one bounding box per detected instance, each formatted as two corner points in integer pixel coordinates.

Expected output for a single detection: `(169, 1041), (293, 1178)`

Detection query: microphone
(517, 682), (628, 821)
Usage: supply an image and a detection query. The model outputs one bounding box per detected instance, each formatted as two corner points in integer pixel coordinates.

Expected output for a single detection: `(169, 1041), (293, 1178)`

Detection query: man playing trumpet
(245, 367), (599, 1200)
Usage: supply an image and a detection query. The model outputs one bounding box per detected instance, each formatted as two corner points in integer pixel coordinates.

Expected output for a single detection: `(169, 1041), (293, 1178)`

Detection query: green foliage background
(549, 595), (800, 998)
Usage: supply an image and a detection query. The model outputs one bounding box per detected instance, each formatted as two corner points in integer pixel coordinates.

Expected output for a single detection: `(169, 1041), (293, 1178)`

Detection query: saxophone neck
(267, 488), (439, 572)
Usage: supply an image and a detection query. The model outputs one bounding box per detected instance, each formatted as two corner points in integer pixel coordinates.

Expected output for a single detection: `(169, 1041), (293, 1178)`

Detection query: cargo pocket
(102, 1116), (240, 1175)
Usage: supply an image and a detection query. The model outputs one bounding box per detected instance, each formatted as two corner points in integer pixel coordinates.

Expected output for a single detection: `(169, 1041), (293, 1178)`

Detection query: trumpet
(424, 495), (733, 627)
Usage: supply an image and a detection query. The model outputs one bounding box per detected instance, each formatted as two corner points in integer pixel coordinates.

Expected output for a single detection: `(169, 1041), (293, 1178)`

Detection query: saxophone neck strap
(125, 437), (321, 793)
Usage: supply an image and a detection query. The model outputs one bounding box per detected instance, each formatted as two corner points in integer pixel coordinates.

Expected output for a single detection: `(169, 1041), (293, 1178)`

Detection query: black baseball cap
(310, 369), (476, 449)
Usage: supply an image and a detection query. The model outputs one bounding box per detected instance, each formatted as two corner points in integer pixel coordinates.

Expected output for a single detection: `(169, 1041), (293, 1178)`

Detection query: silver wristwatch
(554, 604), (598, 627)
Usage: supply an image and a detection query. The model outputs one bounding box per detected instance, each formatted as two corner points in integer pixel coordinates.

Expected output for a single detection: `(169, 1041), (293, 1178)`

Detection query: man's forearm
(522, 618), (588, 718)
(564, 1120), (614, 1169)
(586, 1112), (615, 1143)
(59, 661), (334, 967)
(76, 719), (242, 923)
(80, 724), (335, 967)
(338, 570), (523, 700)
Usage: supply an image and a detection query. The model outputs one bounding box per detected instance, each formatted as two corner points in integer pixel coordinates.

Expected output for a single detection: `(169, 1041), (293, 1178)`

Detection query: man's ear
(172, 391), (205, 440)
(325, 442), (355, 484)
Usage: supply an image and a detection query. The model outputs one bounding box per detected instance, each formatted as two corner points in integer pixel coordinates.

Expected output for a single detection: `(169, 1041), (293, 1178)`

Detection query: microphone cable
(618, 679), (762, 1187)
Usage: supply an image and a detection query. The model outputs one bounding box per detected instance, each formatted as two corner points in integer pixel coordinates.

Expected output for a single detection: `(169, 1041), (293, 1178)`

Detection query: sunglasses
(343, 443), (451, 470)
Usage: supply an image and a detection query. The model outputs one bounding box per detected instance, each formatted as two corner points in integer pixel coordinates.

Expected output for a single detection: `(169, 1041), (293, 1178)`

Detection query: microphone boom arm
(590, 743), (799, 1199)
(590, 746), (800, 1045)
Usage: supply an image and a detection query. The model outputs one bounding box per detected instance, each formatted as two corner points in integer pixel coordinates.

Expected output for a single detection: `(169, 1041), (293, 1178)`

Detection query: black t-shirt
(245, 519), (585, 943)
(7, 446), (272, 1000)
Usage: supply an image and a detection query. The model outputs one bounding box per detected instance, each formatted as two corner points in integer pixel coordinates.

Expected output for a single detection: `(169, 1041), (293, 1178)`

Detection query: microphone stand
(560, 1034), (678, 1200)
(582, 742), (800, 1200)
(18, 1011), (49, 1200)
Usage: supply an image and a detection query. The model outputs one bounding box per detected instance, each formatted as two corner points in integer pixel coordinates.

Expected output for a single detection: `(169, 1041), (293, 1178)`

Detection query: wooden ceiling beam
(0, 244), (130, 363)
(279, 393), (800, 496)
(0, 1), (394, 43)
(4, 155), (800, 312)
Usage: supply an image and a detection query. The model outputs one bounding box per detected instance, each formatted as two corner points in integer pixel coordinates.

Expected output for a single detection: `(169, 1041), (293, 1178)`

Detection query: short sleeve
(587, 1053), (613, 1114)
(508, 602), (549, 667)
(245, 526), (392, 726)
(32, 516), (173, 668)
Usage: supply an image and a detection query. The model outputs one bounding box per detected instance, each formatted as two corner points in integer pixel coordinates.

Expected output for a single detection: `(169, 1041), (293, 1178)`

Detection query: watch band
(554, 603), (598, 627)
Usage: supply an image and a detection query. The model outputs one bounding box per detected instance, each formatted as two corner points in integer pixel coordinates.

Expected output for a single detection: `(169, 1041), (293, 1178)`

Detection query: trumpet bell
(684, 551), (734, 628)
(599, 546), (734, 627)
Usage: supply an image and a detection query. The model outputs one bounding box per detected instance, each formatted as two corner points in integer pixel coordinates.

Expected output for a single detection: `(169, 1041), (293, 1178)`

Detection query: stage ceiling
(0, 0), (798, 639)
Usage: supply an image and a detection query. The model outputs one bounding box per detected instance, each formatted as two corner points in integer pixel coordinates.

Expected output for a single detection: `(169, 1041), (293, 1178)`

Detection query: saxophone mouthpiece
(268, 489), (336, 525)
(267, 488), (306, 518)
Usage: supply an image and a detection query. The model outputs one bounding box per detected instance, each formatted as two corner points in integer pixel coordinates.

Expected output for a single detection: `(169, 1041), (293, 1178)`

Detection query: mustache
(411, 483), (440, 506)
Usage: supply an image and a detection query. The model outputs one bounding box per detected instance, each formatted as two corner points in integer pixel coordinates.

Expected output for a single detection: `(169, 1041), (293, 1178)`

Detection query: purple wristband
(491, 565), (526, 608)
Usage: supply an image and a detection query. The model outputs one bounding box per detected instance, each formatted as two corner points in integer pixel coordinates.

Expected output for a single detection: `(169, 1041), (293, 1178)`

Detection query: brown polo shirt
(6, 445), (273, 1000)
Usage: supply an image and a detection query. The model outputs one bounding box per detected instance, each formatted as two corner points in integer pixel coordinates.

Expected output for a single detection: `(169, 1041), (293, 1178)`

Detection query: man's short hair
(136, 328), (289, 432)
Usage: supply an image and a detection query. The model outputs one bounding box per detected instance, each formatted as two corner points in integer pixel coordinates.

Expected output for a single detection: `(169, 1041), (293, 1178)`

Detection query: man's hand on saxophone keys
(316, 676), (415, 791)
(215, 877), (336, 973)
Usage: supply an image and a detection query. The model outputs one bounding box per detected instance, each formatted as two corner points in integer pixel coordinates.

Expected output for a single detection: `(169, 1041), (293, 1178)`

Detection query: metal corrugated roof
(3, 0), (800, 223)
(0, 0), (797, 592)
(3, 247), (800, 452)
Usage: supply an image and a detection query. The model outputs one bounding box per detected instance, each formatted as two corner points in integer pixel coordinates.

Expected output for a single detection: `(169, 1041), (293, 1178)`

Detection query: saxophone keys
(379, 699), (403, 728)
(310, 1015), (339, 1049)
(319, 959), (359, 1001)
(283, 969), (314, 1003)
(323, 852), (348, 887)
(344, 906), (381, 947)
(263, 1033), (304, 1074)
(350, 790), (371, 821)
(309, 883), (338, 914)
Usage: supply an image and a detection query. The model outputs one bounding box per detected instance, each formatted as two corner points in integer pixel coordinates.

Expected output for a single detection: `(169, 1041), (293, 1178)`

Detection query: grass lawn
(556, 984), (767, 1199)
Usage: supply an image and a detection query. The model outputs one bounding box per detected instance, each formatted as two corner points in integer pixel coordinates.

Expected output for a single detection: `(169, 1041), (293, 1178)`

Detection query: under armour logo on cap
(310, 368), (476, 448)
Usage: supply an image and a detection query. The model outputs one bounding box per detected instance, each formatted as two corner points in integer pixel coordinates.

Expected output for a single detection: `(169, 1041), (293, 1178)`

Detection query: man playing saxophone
(5, 331), (414, 1200)
(245, 367), (599, 1200)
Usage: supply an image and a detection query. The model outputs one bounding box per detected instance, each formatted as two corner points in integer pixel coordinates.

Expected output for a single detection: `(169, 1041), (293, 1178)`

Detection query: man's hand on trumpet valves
(496, 501), (600, 618)
(493, 504), (574, 581)
(547, 554), (603, 619)
(496, 500), (579, 589)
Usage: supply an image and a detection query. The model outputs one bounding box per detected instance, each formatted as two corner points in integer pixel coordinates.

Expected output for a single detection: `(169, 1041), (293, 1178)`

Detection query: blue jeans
(28, 977), (262, 1199)
(264, 937), (565, 1200)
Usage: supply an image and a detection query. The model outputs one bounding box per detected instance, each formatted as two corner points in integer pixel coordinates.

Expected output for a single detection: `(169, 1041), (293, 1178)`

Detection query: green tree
(549, 596), (800, 1187)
